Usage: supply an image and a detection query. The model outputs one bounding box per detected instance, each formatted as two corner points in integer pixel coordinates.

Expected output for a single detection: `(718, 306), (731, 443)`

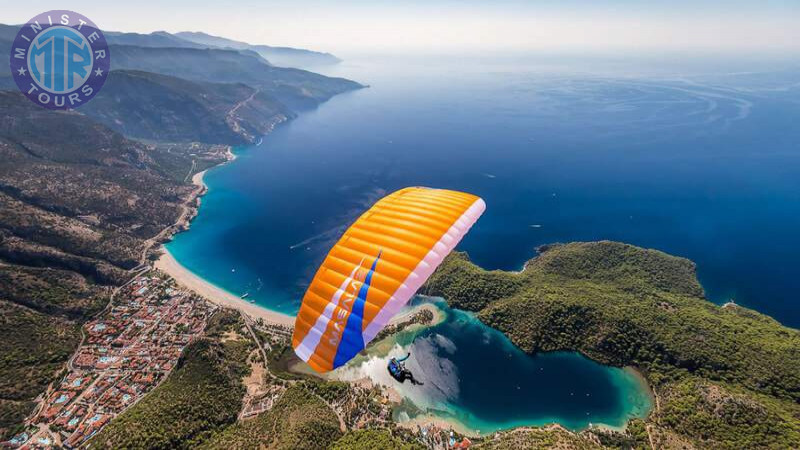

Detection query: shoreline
(192, 145), (235, 190)
(397, 413), (482, 438)
(155, 248), (294, 327)
(389, 300), (446, 327)
(335, 300), (651, 439)
(156, 145), (294, 327)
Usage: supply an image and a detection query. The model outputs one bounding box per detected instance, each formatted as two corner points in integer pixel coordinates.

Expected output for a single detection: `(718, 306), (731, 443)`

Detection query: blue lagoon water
(167, 54), (799, 428)
(378, 300), (652, 433)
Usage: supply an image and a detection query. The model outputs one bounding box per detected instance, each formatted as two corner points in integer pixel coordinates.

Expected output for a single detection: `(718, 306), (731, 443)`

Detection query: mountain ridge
(106, 44), (361, 109)
(0, 25), (340, 69)
(174, 31), (341, 68)
(82, 70), (295, 145)
(0, 91), (234, 438)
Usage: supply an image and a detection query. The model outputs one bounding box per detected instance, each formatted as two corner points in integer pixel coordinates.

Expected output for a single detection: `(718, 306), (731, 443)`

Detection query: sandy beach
(389, 300), (446, 326)
(398, 413), (482, 438)
(191, 169), (206, 188)
(190, 145), (234, 191)
(155, 249), (295, 326)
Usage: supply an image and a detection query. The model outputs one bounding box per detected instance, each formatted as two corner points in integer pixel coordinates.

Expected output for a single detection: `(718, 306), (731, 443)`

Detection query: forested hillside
(425, 241), (800, 449)
(83, 70), (294, 145)
(108, 44), (361, 109)
(0, 91), (228, 438)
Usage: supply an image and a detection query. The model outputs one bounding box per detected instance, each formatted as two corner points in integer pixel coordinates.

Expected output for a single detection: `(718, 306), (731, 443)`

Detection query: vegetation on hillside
(0, 265), (96, 439)
(199, 384), (342, 450)
(84, 70), (294, 145)
(330, 429), (425, 450)
(425, 241), (800, 449)
(107, 44), (362, 109)
(0, 301), (81, 438)
(0, 91), (197, 267)
(90, 305), (427, 449)
(471, 426), (604, 449)
(173, 31), (342, 68)
(0, 91), (229, 437)
(0, 265), (108, 318)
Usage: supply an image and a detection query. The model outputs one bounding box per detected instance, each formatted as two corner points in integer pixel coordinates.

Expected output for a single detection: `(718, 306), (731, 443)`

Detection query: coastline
(393, 368), (645, 438)
(155, 145), (294, 327)
(389, 300), (446, 327)
(155, 247), (294, 327)
(398, 413), (482, 438)
(334, 299), (651, 439)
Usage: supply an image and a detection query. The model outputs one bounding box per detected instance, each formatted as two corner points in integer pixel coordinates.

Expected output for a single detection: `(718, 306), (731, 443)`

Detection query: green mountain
(174, 31), (341, 68)
(0, 92), (196, 256)
(0, 91), (229, 438)
(94, 28), (342, 69)
(0, 300), (83, 440)
(0, 24), (18, 41)
(0, 25), (270, 66)
(83, 70), (295, 145)
(107, 44), (361, 109)
(104, 31), (275, 66)
(424, 241), (800, 449)
(0, 23), (361, 111)
(0, 31), (14, 91)
(104, 30), (206, 49)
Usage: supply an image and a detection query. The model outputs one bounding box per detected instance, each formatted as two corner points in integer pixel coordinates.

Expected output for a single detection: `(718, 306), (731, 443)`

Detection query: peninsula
(423, 241), (800, 449)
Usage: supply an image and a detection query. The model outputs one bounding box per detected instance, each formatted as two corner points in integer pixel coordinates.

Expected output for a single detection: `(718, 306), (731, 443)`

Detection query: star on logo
(94, 68), (104, 77)
(16, 67), (26, 76)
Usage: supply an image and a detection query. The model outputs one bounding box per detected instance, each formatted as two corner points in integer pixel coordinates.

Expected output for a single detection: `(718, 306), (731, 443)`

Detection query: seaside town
(6, 272), (216, 449)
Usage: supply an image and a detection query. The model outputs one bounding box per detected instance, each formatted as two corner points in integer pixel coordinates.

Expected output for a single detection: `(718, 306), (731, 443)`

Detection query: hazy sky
(5, 1), (800, 55)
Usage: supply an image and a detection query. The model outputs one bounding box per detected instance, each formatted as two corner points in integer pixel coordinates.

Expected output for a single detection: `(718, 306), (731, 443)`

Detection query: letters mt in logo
(9, 10), (110, 110)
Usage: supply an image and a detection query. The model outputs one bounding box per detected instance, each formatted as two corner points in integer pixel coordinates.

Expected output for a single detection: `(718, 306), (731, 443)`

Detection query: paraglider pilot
(388, 352), (423, 385)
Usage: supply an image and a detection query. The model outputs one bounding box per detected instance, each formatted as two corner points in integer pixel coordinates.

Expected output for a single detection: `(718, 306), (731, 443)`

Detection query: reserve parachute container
(292, 187), (486, 372)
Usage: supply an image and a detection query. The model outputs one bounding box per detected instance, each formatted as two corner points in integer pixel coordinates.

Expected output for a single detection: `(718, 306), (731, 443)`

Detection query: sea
(167, 52), (800, 431)
(336, 298), (652, 434)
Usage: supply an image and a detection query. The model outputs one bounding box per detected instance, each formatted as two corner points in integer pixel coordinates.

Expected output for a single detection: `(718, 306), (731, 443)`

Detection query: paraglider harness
(387, 353), (423, 385)
(388, 358), (404, 380)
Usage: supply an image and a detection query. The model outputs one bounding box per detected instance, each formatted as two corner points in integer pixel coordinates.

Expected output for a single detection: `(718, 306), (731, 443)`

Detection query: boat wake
(288, 225), (347, 250)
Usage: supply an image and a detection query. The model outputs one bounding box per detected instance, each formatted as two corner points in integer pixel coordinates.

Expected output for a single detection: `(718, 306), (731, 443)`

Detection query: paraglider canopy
(292, 187), (485, 372)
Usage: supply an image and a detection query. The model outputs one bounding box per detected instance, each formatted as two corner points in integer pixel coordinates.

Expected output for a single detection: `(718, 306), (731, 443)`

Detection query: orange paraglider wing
(292, 187), (485, 372)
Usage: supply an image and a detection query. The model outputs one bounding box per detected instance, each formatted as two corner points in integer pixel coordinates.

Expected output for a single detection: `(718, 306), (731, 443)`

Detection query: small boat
(240, 293), (250, 299)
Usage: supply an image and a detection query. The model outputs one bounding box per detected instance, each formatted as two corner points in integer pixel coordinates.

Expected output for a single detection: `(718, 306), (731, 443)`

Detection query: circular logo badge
(9, 10), (110, 110)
